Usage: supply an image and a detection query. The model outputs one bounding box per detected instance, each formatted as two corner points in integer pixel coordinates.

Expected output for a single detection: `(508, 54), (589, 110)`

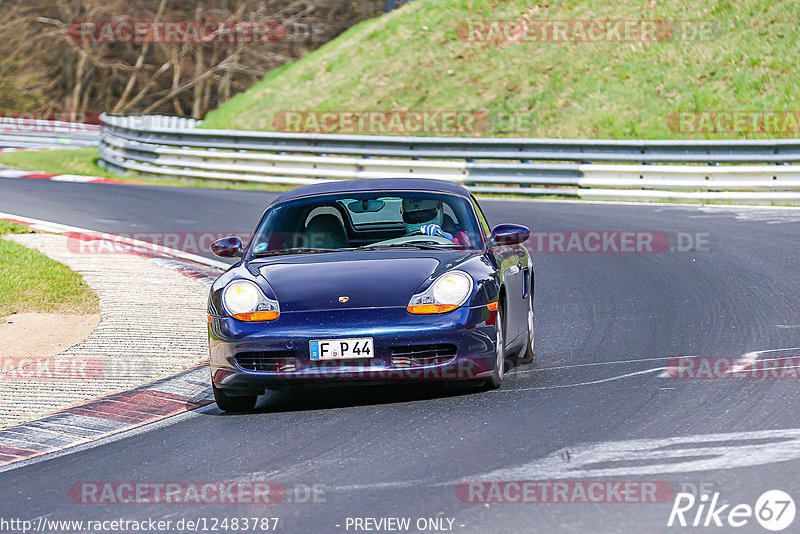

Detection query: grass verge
(0, 148), (132, 182)
(0, 220), (99, 321)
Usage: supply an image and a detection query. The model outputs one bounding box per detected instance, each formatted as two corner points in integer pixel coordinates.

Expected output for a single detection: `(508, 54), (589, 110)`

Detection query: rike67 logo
(668, 490), (795, 531)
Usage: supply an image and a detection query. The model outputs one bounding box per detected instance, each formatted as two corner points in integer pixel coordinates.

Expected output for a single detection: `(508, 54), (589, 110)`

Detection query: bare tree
(0, 0), (383, 118)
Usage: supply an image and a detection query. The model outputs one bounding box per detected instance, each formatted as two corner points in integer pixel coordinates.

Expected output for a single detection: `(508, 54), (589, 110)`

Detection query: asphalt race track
(2, 178), (800, 533)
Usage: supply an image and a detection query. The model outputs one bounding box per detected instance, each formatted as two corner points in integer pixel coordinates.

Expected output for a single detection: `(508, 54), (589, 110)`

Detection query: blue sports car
(208, 178), (534, 412)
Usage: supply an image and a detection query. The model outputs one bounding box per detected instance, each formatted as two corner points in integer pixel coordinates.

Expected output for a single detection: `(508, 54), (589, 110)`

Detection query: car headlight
(222, 280), (280, 321)
(407, 271), (473, 314)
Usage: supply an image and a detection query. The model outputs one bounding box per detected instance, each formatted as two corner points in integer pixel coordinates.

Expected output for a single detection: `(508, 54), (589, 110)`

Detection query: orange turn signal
(207, 314), (213, 323)
(487, 301), (498, 311)
(407, 304), (459, 314)
(233, 311), (280, 321)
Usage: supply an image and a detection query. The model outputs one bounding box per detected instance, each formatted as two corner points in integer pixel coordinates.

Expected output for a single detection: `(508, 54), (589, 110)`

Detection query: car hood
(253, 250), (476, 311)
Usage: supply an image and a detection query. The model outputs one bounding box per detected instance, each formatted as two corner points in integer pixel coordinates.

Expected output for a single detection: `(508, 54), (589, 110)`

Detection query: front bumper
(209, 305), (497, 393)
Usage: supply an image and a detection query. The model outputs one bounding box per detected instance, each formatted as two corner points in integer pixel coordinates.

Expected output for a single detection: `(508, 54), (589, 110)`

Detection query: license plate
(309, 338), (374, 360)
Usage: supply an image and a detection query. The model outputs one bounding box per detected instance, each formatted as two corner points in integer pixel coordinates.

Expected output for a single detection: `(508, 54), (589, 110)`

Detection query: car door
(471, 196), (526, 343)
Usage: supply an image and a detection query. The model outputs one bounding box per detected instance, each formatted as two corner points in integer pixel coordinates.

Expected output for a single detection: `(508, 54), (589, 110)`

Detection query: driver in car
(401, 199), (472, 248)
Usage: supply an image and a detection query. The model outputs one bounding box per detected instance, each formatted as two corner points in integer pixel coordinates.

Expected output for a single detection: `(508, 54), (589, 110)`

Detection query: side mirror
(490, 224), (530, 246)
(211, 236), (244, 258)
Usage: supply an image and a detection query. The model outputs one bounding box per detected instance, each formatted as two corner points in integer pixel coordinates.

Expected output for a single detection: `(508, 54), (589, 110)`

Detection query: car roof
(270, 178), (472, 205)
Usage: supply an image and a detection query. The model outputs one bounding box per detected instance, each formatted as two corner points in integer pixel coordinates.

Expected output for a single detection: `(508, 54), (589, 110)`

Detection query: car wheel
(484, 307), (505, 389)
(517, 295), (535, 364)
(213, 384), (258, 412)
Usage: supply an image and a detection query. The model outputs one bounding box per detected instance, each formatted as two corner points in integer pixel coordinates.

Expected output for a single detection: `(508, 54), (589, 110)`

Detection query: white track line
(0, 211), (229, 270)
(509, 354), (697, 376)
(497, 367), (665, 392)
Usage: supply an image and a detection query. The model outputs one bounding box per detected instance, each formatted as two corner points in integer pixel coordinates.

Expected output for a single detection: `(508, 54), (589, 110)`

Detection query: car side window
(471, 196), (491, 237)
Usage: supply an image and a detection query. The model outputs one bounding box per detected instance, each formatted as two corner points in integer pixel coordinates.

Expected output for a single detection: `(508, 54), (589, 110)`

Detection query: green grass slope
(0, 221), (98, 320)
(202, 0), (800, 139)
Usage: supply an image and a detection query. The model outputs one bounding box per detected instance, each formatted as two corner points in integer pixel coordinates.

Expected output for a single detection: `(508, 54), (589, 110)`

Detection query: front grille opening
(235, 352), (297, 372)
(308, 358), (373, 368)
(391, 344), (457, 368)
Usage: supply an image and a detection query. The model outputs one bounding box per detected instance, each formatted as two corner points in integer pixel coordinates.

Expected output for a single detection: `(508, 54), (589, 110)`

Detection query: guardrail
(99, 114), (800, 204)
(0, 118), (101, 150)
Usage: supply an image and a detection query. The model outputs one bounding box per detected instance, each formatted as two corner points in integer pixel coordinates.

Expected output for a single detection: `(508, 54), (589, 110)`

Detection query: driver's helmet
(401, 198), (443, 234)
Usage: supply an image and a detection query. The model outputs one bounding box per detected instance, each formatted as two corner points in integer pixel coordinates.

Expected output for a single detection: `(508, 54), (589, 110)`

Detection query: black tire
(213, 384), (258, 412)
(517, 295), (535, 364)
(484, 307), (505, 390)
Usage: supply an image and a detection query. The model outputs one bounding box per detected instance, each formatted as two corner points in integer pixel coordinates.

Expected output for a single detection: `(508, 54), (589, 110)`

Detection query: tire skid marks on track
(504, 348), (800, 391)
(501, 354), (695, 391)
(657, 347), (800, 378)
(462, 428), (800, 480)
(689, 206), (800, 224)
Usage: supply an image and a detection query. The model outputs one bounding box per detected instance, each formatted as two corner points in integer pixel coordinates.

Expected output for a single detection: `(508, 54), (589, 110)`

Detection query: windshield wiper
(358, 243), (459, 251)
(253, 247), (347, 257)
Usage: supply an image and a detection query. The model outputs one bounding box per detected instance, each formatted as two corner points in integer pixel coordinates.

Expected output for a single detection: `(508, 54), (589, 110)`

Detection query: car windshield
(249, 191), (483, 256)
